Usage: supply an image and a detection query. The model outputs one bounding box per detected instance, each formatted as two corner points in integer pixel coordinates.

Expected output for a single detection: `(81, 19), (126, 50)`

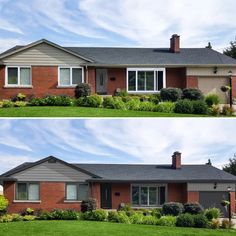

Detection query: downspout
(85, 65), (88, 84)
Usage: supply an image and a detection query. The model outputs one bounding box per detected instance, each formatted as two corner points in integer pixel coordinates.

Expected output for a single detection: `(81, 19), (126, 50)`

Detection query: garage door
(199, 192), (228, 217)
(198, 77), (230, 104)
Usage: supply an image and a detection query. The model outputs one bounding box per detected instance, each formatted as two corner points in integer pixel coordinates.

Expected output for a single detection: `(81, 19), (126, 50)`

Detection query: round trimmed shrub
(0, 195), (8, 216)
(174, 99), (193, 114)
(81, 198), (97, 213)
(184, 202), (204, 215)
(205, 94), (220, 107)
(193, 214), (208, 228)
(162, 202), (184, 216)
(160, 88), (182, 102)
(192, 100), (209, 114)
(75, 83), (91, 98)
(182, 88), (203, 101)
(176, 213), (194, 227)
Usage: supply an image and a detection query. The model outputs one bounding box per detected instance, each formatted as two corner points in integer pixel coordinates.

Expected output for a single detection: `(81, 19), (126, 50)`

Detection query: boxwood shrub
(174, 99), (193, 114)
(77, 95), (102, 108)
(182, 88), (203, 101)
(160, 88), (182, 102)
(162, 202), (184, 216)
(191, 100), (209, 114)
(204, 208), (221, 221)
(83, 209), (107, 221)
(81, 198), (97, 213)
(184, 202), (204, 215)
(205, 94), (220, 107)
(193, 214), (208, 228)
(176, 213), (194, 227)
(75, 83), (91, 98)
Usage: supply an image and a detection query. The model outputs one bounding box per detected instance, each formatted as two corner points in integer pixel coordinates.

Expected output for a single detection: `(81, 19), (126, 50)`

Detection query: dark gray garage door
(199, 192), (228, 217)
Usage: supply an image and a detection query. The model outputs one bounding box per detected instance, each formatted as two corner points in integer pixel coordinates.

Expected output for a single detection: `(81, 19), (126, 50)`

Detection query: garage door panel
(198, 77), (230, 103)
(199, 191), (228, 217)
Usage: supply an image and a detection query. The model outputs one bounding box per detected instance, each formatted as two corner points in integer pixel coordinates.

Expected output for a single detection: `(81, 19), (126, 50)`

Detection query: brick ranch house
(0, 35), (236, 102)
(0, 152), (236, 217)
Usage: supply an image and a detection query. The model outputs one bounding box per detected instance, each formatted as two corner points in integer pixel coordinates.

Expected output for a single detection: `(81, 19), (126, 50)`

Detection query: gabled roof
(1, 39), (236, 66)
(1, 156), (236, 183)
(0, 156), (100, 179)
(0, 39), (94, 62)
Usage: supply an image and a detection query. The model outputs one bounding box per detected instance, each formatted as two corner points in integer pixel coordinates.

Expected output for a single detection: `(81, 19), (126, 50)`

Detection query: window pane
(157, 71), (164, 91)
(8, 68), (18, 85)
(66, 184), (77, 200)
(72, 68), (82, 85)
(20, 68), (31, 85)
(146, 71), (154, 91)
(17, 183), (27, 200)
(149, 187), (157, 205)
(138, 71), (145, 91)
(78, 184), (88, 201)
(60, 68), (70, 85)
(28, 184), (39, 200)
(159, 186), (166, 205)
(128, 71), (136, 91)
(132, 186), (139, 205)
(141, 187), (148, 205)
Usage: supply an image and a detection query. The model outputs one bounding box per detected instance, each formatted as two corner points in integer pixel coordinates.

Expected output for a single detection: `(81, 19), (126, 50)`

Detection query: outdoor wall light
(213, 67), (218, 74)
(213, 183), (217, 189)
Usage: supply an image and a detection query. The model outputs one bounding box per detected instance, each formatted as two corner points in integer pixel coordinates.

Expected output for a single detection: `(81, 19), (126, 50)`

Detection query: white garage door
(198, 77), (230, 103)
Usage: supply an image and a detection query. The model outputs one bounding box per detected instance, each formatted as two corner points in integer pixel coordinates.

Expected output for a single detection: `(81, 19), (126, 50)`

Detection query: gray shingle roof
(76, 164), (236, 183)
(65, 47), (236, 66)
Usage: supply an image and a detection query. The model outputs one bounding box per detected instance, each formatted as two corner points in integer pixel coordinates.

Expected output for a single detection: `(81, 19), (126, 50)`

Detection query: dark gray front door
(96, 69), (108, 95)
(199, 191), (228, 217)
(101, 183), (112, 209)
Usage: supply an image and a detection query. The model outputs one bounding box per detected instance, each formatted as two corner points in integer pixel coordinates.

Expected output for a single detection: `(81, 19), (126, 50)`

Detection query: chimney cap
(172, 151), (181, 157)
(171, 34), (180, 38)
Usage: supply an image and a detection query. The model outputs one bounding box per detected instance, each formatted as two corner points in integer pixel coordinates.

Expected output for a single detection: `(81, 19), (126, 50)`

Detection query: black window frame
(15, 182), (40, 201)
(65, 183), (89, 201)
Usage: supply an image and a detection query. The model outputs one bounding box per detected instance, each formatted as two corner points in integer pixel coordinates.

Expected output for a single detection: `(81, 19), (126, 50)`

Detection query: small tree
(206, 159), (212, 165)
(223, 155), (236, 176)
(223, 40), (236, 59)
(0, 195), (8, 216)
(206, 42), (212, 49)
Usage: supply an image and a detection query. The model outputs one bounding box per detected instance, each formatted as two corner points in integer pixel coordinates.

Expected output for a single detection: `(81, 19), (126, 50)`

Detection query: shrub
(221, 219), (235, 229)
(51, 209), (64, 220)
(151, 209), (162, 219)
(0, 101), (2, 108)
(192, 100), (209, 114)
(0, 214), (13, 223)
(81, 198), (97, 213)
(37, 211), (52, 220)
(204, 208), (221, 221)
(44, 95), (73, 106)
(0, 195), (8, 216)
(14, 101), (27, 107)
(118, 203), (132, 212)
(205, 94), (220, 107)
(210, 219), (221, 229)
(107, 211), (130, 224)
(29, 98), (46, 106)
(21, 207), (34, 216)
(155, 102), (175, 113)
(184, 202), (204, 215)
(77, 95), (103, 108)
(160, 88), (182, 102)
(103, 97), (115, 109)
(162, 202), (184, 216)
(138, 101), (155, 112)
(113, 98), (126, 110)
(193, 214), (208, 228)
(209, 105), (221, 116)
(23, 215), (36, 221)
(75, 83), (91, 98)
(2, 100), (14, 108)
(83, 209), (107, 221)
(11, 213), (23, 222)
(107, 211), (119, 222)
(157, 216), (176, 227)
(221, 105), (235, 116)
(49, 209), (78, 220)
(149, 94), (161, 104)
(125, 99), (140, 110)
(116, 90), (129, 97)
(176, 213), (194, 227)
(182, 88), (203, 101)
(142, 215), (158, 225)
(174, 99), (193, 114)
(17, 93), (26, 101)
(129, 213), (144, 224)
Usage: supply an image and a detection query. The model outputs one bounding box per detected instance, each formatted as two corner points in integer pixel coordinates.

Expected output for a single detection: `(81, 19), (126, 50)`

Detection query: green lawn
(1, 221), (235, 236)
(0, 106), (209, 117)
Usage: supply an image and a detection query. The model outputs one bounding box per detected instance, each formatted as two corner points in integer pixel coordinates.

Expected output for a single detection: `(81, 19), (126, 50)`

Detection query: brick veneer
(186, 76), (198, 88)
(107, 68), (126, 95)
(166, 68), (186, 88)
(111, 183), (130, 209)
(232, 76), (236, 99)
(187, 191), (199, 202)
(168, 183), (187, 203)
(4, 182), (81, 213)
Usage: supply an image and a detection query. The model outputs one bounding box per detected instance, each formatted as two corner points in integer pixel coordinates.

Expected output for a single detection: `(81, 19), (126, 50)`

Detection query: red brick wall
(230, 191), (235, 214)
(166, 68), (186, 88)
(87, 67), (96, 94)
(0, 66), (76, 99)
(90, 182), (101, 208)
(107, 68), (126, 95)
(232, 76), (236, 99)
(187, 191), (199, 202)
(168, 183), (187, 203)
(4, 182), (81, 213)
(186, 76), (198, 88)
(111, 183), (130, 209)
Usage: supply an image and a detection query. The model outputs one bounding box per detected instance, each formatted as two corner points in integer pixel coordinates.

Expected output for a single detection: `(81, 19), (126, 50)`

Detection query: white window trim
(58, 66), (84, 87)
(13, 200), (41, 203)
(131, 184), (167, 207)
(126, 68), (166, 93)
(5, 66), (32, 88)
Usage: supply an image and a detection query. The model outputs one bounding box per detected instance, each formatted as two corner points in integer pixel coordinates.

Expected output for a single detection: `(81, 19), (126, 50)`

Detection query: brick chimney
(172, 151), (182, 169)
(170, 34), (180, 53)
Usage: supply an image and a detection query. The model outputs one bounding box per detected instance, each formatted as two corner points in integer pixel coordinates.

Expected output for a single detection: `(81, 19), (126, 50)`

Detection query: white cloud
(0, 19), (23, 34)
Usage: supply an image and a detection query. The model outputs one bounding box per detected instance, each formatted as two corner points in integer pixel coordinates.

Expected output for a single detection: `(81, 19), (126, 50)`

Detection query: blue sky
(0, 119), (235, 174)
(0, 0), (235, 53)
